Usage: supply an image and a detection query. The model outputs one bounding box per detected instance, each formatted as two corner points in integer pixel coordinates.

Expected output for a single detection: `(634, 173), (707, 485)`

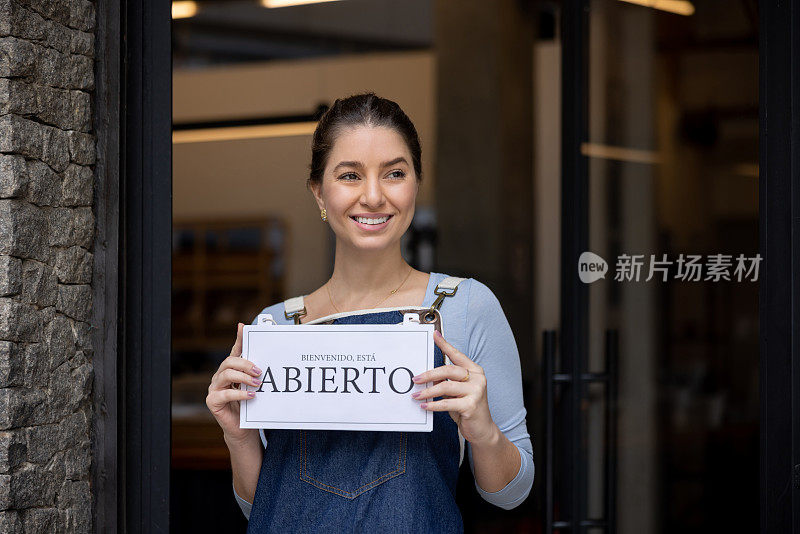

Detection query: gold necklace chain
(326, 266), (414, 313)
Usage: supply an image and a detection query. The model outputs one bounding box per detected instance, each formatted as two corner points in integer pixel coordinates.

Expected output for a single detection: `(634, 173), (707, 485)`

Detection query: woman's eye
(387, 170), (406, 179)
(338, 173), (359, 181)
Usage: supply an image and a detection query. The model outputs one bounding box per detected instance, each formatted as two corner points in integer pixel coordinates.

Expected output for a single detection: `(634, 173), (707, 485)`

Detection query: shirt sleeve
(463, 278), (535, 509)
(233, 482), (253, 520)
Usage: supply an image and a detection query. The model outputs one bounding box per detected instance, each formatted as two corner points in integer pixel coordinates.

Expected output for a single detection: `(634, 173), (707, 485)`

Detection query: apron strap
(283, 275), (467, 323)
(431, 276), (468, 467)
(430, 276), (467, 311)
(283, 295), (307, 324)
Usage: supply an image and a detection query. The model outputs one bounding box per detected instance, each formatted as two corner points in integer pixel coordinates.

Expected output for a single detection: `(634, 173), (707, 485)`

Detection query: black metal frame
(544, 0), (599, 531)
(559, 0), (589, 526)
(759, 1), (800, 532)
(120, 0), (172, 531)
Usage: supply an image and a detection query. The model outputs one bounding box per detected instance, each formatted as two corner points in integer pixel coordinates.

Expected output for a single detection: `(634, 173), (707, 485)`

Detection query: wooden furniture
(171, 217), (286, 470)
(172, 217), (285, 351)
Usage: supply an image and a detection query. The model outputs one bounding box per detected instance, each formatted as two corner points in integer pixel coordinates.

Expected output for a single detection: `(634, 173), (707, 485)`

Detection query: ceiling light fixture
(172, 1), (198, 19)
(261, 0), (342, 8)
(173, 121), (318, 144)
(581, 142), (661, 165)
(733, 163), (759, 178)
(618, 0), (695, 16)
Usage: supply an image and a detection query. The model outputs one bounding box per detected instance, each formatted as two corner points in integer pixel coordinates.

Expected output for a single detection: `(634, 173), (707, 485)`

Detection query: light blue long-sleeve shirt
(233, 271), (534, 518)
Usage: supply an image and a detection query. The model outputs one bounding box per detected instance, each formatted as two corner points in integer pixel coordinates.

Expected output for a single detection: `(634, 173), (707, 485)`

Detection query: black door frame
(114, 0), (798, 530)
(759, 1), (800, 532)
(555, 0), (590, 532)
(120, 0), (172, 531)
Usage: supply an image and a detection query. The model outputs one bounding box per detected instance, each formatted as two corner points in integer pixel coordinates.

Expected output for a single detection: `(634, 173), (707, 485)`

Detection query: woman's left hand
(411, 330), (499, 445)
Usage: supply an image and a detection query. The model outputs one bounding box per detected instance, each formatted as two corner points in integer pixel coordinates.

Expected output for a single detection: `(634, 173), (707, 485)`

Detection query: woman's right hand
(206, 322), (263, 443)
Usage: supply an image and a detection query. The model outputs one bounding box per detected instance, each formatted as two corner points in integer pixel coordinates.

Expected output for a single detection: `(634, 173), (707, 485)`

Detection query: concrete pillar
(434, 0), (536, 366)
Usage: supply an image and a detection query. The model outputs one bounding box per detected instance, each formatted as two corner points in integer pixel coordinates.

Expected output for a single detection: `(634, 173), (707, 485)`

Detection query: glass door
(546, 1), (759, 532)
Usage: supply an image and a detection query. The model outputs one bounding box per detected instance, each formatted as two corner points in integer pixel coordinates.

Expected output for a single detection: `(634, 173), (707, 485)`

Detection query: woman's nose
(360, 176), (385, 207)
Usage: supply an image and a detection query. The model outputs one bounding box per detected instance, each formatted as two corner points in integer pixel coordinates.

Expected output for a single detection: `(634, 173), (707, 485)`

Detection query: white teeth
(355, 216), (390, 225)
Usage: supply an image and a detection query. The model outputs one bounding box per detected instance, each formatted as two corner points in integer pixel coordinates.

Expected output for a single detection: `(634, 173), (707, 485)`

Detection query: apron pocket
(299, 429), (407, 499)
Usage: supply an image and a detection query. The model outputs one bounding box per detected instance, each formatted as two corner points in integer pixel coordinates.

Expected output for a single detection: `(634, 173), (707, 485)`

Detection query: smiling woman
(307, 107), (421, 259)
(204, 93), (534, 533)
(309, 125), (418, 251)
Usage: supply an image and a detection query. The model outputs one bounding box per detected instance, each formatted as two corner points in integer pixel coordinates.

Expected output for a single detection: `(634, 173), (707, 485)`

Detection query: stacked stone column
(0, 0), (96, 531)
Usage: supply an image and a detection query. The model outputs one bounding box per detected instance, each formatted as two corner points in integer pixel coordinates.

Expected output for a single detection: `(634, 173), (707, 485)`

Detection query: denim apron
(246, 307), (463, 533)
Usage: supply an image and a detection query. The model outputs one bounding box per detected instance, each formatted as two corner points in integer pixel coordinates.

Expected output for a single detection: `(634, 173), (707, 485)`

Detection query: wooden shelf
(171, 217), (286, 348)
(172, 410), (231, 470)
(171, 217), (286, 469)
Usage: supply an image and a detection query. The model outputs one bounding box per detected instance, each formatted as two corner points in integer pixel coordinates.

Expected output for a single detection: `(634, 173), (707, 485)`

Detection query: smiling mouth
(349, 215), (393, 225)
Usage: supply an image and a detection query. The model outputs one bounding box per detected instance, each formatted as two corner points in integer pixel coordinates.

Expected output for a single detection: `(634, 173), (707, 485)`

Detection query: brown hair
(308, 92), (422, 189)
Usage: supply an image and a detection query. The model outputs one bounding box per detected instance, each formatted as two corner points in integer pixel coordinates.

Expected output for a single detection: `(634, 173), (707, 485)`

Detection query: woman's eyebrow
(332, 157), (408, 172)
(380, 157), (408, 168)
(333, 160), (363, 172)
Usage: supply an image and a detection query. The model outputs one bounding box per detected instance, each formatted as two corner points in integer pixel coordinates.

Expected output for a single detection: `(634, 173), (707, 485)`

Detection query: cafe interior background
(170, 0), (758, 532)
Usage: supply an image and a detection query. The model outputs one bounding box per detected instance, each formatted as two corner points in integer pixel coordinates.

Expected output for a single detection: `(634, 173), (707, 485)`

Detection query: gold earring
(320, 208), (327, 222)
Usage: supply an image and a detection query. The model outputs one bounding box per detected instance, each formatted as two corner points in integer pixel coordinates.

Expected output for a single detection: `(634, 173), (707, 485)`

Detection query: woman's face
(312, 125), (419, 252)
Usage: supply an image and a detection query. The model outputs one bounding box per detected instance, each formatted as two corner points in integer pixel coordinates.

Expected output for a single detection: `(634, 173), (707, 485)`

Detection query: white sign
(240, 318), (434, 432)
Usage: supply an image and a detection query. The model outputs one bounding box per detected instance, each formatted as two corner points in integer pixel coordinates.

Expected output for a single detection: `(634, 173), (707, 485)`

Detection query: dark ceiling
(173, 0), (434, 68)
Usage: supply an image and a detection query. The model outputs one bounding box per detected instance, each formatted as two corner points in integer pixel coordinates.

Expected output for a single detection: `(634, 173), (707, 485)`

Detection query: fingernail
(251, 377), (261, 386)
(247, 391), (256, 398)
(434, 330), (442, 339)
(252, 366), (262, 374)
(412, 375), (422, 382)
(420, 403), (428, 409)
(411, 392), (420, 398)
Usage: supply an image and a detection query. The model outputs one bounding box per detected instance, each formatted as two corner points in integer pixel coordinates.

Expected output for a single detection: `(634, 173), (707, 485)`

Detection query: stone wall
(0, 0), (96, 531)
